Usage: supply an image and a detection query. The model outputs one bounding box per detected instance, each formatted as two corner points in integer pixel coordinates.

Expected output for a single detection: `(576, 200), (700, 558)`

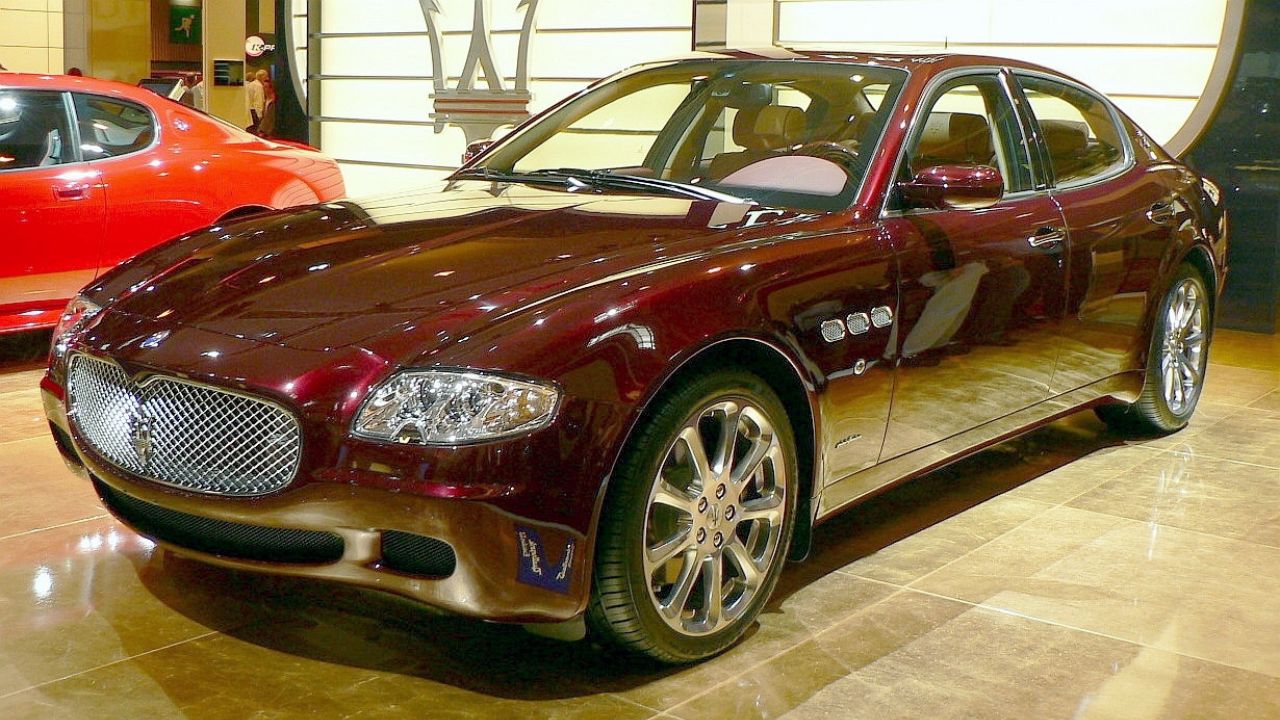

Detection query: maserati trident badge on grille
(128, 408), (156, 468)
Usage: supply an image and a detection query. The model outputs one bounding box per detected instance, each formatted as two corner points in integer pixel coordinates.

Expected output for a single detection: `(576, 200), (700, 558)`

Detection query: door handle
(1027, 227), (1066, 249)
(1147, 201), (1176, 226)
(53, 183), (90, 201)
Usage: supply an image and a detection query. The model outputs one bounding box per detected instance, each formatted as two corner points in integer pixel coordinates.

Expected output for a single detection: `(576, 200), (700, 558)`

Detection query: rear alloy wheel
(1097, 264), (1211, 434)
(588, 370), (797, 663)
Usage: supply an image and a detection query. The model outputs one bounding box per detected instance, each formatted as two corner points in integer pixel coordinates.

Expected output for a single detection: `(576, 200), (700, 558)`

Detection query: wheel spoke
(1179, 354), (1201, 389)
(676, 426), (713, 491)
(730, 431), (776, 488)
(701, 553), (724, 628)
(712, 402), (743, 481)
(1168, 286), (1186, 329)
(737, 494), (783, 524)
(647, 527), (694, 567)
(651, 479), (695, 514)
(1163, 364), (1179, 408)
(660, 552), (701, 620)
(724, 539), (764, 590)
(1182, 287), (1200, 331)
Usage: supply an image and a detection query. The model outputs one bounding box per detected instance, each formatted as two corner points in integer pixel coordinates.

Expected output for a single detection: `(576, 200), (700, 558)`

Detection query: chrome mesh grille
(67, 354), (302, 496)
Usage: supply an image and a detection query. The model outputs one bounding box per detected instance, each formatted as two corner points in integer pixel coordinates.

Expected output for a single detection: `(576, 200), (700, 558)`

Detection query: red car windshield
(473, 60), (908, 211)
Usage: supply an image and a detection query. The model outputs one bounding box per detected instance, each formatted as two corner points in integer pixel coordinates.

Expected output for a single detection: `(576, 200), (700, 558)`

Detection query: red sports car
(43, 52), (1226, 664)
(0, 73), (344, 334)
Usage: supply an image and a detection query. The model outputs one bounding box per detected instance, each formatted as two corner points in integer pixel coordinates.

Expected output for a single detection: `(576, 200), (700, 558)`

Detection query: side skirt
(814, 372), (1143, 521)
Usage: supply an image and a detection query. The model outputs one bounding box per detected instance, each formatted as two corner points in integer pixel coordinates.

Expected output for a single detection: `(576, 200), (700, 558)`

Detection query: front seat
(708, 105), (807, 179)
(912, 111), (994, 169)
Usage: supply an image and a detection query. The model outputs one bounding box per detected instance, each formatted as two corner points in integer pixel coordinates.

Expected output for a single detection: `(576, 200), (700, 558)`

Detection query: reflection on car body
(43, 51), (1227, 665)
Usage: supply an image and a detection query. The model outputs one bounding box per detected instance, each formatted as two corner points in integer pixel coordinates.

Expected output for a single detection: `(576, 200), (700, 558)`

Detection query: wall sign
(169, 0), (202, 46)
(420, 0), (541, 142)
(245, 35), (276, 58)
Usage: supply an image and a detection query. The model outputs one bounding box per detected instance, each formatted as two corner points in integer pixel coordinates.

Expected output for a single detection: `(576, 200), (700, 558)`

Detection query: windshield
(471, 60), (908, 211)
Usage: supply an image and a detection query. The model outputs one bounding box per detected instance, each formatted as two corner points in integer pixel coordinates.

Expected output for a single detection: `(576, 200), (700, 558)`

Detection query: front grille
(67, 354), (302, 496)
(381, 531), (456, 577)
(96, 480), (344, 564)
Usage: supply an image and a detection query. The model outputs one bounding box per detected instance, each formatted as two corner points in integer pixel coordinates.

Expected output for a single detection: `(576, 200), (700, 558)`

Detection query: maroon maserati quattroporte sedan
(44, 51), (1226, 663)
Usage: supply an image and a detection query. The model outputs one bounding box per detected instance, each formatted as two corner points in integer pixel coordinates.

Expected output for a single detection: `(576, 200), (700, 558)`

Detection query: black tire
(587, 368), (798, 664)
(1096, 263), (1212, 435)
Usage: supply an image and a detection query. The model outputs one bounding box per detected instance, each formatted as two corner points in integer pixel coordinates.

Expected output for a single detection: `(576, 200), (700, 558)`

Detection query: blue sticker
(515, 525), (575, 594)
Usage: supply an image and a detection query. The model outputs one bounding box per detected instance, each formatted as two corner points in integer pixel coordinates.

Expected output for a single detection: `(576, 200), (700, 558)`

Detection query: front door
(880, 71), (1068, 460)
(0, 88), (105, 328)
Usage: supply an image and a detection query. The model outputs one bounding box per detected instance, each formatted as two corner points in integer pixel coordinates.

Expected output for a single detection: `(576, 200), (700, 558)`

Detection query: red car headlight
(51, 295), (102, 359)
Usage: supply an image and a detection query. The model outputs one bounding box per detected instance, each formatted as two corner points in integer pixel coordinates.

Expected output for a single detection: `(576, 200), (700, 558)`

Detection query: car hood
(97, 180), (804, 356)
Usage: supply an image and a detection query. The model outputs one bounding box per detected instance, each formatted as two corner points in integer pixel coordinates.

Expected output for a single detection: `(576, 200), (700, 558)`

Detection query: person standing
(257, 74), (277, 137)
(245, 69), (266, 132)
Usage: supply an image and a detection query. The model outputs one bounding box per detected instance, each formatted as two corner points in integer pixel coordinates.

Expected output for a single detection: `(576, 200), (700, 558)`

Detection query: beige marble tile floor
(1, 329), (1278, 719)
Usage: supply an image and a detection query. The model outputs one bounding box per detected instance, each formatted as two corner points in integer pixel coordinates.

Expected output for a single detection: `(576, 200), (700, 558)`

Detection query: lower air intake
(381, 530), (456, 577)
(96, 480), (344, 564)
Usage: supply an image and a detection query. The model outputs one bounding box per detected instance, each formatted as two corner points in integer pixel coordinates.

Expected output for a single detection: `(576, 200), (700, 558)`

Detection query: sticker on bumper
(516, 525), (575, 594)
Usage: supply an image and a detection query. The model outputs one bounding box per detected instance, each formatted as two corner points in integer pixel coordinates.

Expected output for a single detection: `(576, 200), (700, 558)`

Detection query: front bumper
(43, 378), (589, 623)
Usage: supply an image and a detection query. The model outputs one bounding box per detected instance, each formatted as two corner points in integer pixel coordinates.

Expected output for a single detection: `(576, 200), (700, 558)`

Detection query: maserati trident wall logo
(418, 0), (541, 142)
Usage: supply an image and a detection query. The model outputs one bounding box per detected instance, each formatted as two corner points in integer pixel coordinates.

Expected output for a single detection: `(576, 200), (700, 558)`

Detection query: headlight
(51, 295), (102, 358)
(352, 369), (560, 445)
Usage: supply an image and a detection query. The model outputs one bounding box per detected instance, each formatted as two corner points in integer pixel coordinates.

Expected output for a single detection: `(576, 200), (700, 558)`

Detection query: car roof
(0, 72), (174, 106)
(658, 48), (1069, 78)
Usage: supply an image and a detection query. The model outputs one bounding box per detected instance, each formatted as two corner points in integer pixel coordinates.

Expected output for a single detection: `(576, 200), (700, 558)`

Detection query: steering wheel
(795, 141), (868, 179)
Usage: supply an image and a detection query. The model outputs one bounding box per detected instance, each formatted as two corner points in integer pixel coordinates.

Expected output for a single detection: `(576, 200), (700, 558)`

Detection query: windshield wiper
(523, 168), (749, 203)
(450, 166), (516, 181)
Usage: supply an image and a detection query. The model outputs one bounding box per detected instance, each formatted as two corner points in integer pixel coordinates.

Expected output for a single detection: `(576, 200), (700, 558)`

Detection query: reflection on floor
(1, 329), (1279, 719)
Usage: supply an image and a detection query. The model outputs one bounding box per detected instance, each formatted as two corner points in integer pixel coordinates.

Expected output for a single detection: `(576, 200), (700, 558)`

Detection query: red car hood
(96, 181), (801, 356)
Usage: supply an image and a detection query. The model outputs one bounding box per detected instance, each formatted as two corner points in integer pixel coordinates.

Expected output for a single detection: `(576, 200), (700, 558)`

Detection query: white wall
(0, 0), (65, 74)
(302, 0), (693, 196)
(775, 0), (1231, 146)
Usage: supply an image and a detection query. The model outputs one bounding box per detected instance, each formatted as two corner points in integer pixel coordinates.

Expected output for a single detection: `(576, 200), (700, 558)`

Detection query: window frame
(0, 88), (80, 174)
(886, 66), (1043, 215)
(1009, 70), (1135, 191)
(69, 91), (161, 164)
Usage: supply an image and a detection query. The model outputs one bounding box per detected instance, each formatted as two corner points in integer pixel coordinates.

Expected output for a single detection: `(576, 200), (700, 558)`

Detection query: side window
(1018, 76), (1126, 186)
(0, 90), (74, 170)
(72, 94), (156, 161)
(906, 75), (1034, 193)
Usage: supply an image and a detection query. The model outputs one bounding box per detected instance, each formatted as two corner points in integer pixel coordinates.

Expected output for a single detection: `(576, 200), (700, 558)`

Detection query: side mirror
(899, 164), (1003, 210)
(461, 139), (494, 164)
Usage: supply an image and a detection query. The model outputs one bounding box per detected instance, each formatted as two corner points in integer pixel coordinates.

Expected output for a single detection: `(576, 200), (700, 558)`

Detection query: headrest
(915, 112), (993, 165)
(1040, 119), (1088, 159)
(734, 105), (806, 151)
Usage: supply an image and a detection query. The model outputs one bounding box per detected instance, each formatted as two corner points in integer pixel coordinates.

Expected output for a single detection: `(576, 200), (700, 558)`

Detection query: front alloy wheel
(589, 369), (797, 663)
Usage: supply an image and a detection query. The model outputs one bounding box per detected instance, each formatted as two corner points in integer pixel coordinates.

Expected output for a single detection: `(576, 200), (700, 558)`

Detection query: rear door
(1012, 73), (1174, 392)
(0, 88), (105, 327)
(879, 70), (1069, 460)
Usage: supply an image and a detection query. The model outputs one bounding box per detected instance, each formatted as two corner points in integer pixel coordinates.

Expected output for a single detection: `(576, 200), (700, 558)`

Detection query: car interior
(0, 92), (73, 169)
(911, 111), (995, 168)
(75, 97), (154, 159)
